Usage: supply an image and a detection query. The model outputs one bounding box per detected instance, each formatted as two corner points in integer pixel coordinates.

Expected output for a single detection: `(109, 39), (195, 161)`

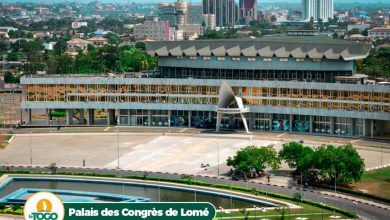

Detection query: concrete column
(168, 110), (171, 127)
(148, 110), (151, 126)
(115, 109), (120, 125)
(249, 113), (254, 131)
(66, 109), (73, 125)
(363, 119), (370, 137)
(371, 120), (375, 138)
(216, 112), (223, 132)
(309, 115), (314, 133)
(86, 109), (90, 125)
(110, 109), (114, 125)
(289, 115), (293, 132)
(79, 109), (84, 124)
(228, 114), (234, 128)
(46, 109), (51, 125)
(89, 109), (94, 125)
(27, 109), (32, 125)
(188, 111), (192, 128)
(351, 118), (355, 136)
(330, 117), (335, 134)
(107, 109), (111, 125)
(269, 114), (273, 131)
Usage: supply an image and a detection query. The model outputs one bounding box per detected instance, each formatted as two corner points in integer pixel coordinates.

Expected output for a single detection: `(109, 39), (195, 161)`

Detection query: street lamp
(219, 207), (223, 220)
(334, 169), (337, 193)
(117, 128), (120, 169)
(253, 205), (257, 220)
(300, 172), (303, 191)
(352, 201), (358, 219)
(29, 131), (32, 165)
(214, 141), (220, 176)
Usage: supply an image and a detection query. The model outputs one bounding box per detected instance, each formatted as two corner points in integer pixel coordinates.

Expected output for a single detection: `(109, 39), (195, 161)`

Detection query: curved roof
(146, 36), (372, 61)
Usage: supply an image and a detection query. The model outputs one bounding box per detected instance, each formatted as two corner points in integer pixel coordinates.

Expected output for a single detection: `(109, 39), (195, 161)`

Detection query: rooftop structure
(146, 37), (371, 62)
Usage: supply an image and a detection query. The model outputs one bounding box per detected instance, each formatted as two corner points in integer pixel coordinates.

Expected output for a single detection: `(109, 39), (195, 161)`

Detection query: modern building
(239, 0), (257, 25)
(187, 4), (204, 25)
(202, 0), (239, 27)
(368, 28), (390, 40)
(158, 1), (188, 27)
(302, 0), (334, 22)
(133, 21), (174, 41)
(20, 37), (390, 137)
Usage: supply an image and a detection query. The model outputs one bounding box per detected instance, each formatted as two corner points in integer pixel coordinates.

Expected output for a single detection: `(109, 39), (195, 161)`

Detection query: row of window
(179, 56), (322, 62)
(26, 85), (390, 102)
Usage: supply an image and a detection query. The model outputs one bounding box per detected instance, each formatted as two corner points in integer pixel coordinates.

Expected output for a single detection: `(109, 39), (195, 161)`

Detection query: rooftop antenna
(2, 0), (7, 7)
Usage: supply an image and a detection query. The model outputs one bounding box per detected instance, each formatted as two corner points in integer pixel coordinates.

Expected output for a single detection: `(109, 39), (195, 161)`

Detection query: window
(203, 56), (211, 60)
(247, 57), (256, 61)
(232, 57), (240, 61)
(263, 58), (272, 62)
(296, 58), (305, 62)
(217, 57), (225, 61)
(312, 58), (321, 62)
(279, 58), (288, 62)
(189, 56), (197, 60)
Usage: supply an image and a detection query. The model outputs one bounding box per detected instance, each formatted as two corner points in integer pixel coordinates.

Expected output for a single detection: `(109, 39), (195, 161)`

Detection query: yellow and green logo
(24, 192), (64, 220)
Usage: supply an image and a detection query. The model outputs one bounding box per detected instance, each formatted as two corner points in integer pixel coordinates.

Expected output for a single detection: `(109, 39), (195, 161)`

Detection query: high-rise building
(188, 4), (204, 25)
(158, 0), (188, 27)
(202, 0), (239, 28)
(239, 0), (257, 25)
(134, 21), (174, 41)
(302, 0), (333, 22)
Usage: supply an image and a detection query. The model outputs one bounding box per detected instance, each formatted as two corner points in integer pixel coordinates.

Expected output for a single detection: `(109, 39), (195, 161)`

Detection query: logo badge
(24, 192), (64, 220)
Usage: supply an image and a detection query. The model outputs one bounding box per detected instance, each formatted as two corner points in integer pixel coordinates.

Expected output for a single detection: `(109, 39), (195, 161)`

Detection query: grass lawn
(350, 167), (390, 199)
(216, 202), (348, 219)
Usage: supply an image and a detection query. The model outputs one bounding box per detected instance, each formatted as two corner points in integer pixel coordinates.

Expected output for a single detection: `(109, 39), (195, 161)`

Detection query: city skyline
(3, 0), (386, 4)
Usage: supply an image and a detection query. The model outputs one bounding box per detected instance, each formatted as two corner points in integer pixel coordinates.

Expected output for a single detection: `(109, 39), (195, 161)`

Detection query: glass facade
(25, 84), (390, 114)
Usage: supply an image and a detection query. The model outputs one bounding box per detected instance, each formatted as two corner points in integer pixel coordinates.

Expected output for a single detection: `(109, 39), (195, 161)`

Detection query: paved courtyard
(0, 133), (389, 177)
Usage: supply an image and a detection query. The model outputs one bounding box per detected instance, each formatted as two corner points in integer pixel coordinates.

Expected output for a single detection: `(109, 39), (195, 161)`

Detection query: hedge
(312, 183), (390, 204)
(0, 208), (23, 215)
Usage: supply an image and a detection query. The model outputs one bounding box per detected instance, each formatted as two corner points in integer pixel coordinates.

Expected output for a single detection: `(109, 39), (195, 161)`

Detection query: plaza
(0, 132), (388, 176)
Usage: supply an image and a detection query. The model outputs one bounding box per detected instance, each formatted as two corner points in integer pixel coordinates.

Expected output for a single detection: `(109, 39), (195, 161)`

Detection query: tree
(0, 40), (10, 54)
(135, 42), (146, 51)
(227, 145), (281, 178)
(27, 32), (34, 39)
(4, 72), (19, 83)
(303, 144), (364, 184)
(279, 142), (313, 172)
(346, 28), (361, 36)
(6, 52), (18, 61)
(279, 142), (365, 185)
(53, 39), (68, 55)
(358, 47), (390, 78)
(106, 33), (121, 45)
